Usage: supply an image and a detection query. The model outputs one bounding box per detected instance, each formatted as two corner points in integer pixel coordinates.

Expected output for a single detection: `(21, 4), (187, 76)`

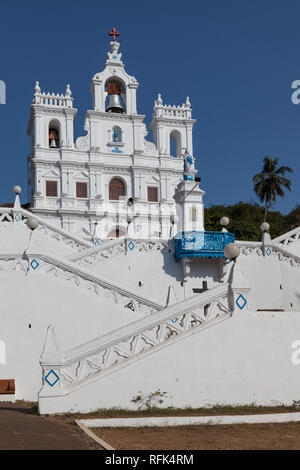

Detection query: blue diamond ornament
(45, 369), (59, 387)
(236, 294), (247, 310)
(30, 259), (39, 270)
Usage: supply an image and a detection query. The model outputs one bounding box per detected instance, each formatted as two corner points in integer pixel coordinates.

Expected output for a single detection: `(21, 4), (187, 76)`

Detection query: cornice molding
(31, 104), (78, 117)
(87, 110), (145, 122)
(150, 117), (196, 126)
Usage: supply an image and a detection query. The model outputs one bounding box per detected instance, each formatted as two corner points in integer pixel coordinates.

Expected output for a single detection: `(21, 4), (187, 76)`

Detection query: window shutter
(46, 181), (58, 197)
(147, 187), (158, 202)
(76, 182), (88, 198)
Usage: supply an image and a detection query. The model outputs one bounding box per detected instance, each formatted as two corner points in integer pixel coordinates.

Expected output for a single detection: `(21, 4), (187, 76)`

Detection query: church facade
(27, 32), (197, 241)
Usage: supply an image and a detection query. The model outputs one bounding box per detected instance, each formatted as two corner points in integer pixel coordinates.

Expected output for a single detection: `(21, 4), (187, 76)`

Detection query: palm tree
(253, 157), (293, 222)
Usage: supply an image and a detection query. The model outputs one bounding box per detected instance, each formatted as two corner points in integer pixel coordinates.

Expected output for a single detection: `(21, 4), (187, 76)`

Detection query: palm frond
(253, 156), (293, 220)
(274, 166), (293, 176)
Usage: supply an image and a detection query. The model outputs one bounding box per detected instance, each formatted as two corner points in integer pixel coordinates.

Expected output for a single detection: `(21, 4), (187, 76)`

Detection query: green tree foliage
(285, 205), (300, 231)
(204, 201), (296, 241)
(253, 157), (293, 221)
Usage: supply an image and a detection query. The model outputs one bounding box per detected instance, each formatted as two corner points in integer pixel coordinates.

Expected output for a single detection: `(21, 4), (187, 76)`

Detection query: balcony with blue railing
(174, 231), (235, 262)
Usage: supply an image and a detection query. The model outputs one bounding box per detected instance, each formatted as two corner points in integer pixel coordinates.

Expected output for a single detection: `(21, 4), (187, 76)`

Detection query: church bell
(106, 93), (124, 113)
(49, 138), (57, 148)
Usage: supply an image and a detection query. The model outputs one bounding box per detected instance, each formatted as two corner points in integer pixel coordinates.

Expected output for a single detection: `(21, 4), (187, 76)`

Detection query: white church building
(27, 29), (196, 241)
(0, 30), (300, 414)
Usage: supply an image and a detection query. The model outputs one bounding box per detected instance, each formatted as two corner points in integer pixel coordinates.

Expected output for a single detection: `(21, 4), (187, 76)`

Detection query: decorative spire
(13, 185), (22, 210)
(65, 84), (73, 108)
(33, 81), (41, 104)
(65, 84), (72, 97)
(109, 26), (120, 42)
(106, 31), (123, 65)
(184, 96), (191, 108)
(34, 81), (41, 94)
(155, 93), (163, 106)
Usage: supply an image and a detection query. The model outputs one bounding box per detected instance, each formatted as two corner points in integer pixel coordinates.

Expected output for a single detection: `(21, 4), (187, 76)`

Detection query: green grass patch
(57, 403), (300, 421)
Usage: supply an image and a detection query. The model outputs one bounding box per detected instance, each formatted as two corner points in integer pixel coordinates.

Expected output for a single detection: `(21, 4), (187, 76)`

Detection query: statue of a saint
(183, 149), (195, 181)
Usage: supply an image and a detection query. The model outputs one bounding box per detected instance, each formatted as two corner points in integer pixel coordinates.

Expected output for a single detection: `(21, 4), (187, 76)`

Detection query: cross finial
(109, 26), (120, 42)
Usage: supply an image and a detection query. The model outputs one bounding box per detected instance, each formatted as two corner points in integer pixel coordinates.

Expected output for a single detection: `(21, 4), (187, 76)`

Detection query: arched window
(109, 178), (126, 201)
(108, 227), (126, 238)
(49, 120), (60, 148)
(170, 130), (181, 157)
(113, 126), (122, 143)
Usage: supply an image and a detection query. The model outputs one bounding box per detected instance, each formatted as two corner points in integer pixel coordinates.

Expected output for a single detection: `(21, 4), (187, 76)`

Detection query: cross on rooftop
(109, 27), (120, 42)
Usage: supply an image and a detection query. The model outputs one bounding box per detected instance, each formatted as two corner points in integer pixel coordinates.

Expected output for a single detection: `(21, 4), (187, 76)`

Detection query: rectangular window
(190, 206), (198, 222)
(46, 181), (57, 197)
(76, 182), (88, 198)
(147, 187), (158, 202)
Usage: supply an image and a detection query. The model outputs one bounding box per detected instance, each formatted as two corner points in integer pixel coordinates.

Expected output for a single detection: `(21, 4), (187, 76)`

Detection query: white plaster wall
(2, 221), (300, 409)
(283, 241), (300, 258)
(0, 223), (30, 253)
(75, 246), (299, 310)
(187, 259), (221, 295)
(0, 272), (140, 401)
(39, 311), (300, 414)
(280, 263), (300, 311)
(82, 249), (222, 305)
(84, 247), (181, 305)
(239, 256), (284, 311)
(30, 214), (62, 230)
(0, 222), (77, 258)
(98, 119), (134, 155)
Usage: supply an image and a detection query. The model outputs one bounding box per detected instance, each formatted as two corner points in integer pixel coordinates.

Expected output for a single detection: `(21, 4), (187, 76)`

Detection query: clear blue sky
(0, 0), (299, 214)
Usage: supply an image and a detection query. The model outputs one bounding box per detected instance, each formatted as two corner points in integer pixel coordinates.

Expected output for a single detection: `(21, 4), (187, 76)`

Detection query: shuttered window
(76, 182), (88, 198)
(46, 181), (57, 197)
(147, 187), (158, 202)
(190, 207), (198, 222)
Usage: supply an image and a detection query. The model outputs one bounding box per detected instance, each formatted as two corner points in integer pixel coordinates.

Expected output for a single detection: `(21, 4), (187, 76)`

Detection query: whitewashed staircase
(66, 238), (170, 266)
(0, 206), (91, 252)
(38, 264), (250, 413)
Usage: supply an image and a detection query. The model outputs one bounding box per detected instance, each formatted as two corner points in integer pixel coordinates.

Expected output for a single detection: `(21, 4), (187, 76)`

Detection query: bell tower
(90, 29), (139, 115)
(87, 28), (144, 154)
(28, 82), (76, 151)
(150, 94), (196, 157)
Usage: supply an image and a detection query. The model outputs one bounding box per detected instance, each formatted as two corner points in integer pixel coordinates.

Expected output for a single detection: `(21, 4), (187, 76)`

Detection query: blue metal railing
(174, 231), (235, 261)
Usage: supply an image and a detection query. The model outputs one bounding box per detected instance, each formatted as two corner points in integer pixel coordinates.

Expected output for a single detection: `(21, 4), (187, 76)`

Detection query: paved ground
(0, 402), (99, 450)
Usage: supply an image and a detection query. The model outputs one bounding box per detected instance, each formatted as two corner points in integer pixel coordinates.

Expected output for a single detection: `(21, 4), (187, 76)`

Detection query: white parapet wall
(39, 310), (300, 414)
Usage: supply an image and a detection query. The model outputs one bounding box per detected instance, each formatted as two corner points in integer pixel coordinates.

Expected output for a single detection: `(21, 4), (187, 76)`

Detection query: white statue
(183, 149), (195, 181)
